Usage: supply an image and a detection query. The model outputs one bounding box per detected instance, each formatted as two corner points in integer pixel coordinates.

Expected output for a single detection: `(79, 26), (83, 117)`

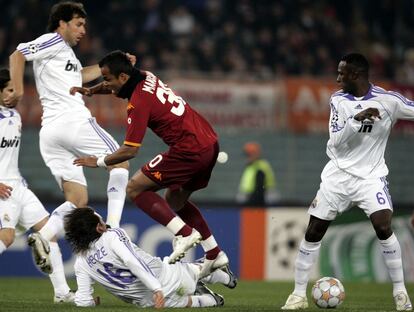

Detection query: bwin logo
(0, 136), (20, 148)
(65, 60), (78, 72)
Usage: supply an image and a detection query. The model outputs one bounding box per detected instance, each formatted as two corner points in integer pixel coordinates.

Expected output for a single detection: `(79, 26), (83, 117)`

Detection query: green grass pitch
(0, 278), (411, 311)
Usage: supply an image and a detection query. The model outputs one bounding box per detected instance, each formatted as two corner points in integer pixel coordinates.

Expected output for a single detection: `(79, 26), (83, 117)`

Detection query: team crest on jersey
(28, 43), (39, 54)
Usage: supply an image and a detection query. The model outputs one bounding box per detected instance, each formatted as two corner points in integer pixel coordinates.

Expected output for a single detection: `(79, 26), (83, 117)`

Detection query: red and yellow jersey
(124, 71), (217, 153)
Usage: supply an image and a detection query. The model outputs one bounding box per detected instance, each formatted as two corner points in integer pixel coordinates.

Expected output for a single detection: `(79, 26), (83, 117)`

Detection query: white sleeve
(391, 91), (414, 121)
(110, 231), (162, 292)
(328, 98), (361, 147)
(16, 33), (65, 62)
(74, 259), (96, 307)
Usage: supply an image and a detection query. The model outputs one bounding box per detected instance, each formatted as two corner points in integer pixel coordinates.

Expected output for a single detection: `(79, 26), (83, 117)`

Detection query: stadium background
(1, 0), (414, 284)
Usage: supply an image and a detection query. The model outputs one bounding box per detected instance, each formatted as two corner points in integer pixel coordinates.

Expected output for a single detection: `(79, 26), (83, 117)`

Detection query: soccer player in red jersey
(72, 50), (231, 278)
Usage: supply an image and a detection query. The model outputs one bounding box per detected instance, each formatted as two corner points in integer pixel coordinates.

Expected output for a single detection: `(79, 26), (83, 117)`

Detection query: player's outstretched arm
(70, 82), (112, 97)
(3, 50), (26, 107)
(74, 144), (139, 168)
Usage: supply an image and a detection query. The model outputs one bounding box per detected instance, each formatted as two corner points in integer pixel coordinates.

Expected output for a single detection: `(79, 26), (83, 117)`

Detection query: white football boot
(169, 229), (202, 264)
(27, 232), (52, 274)
(394, 292), (413, 311)
(54, 290), (76, 304)
(281, 293), (308, 310)
(199, 250), (229, 278)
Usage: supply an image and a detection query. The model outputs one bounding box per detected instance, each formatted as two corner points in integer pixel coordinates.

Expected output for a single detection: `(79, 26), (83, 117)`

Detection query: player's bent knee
(126, 180), (141, 201)
(0, 230), (15, 247)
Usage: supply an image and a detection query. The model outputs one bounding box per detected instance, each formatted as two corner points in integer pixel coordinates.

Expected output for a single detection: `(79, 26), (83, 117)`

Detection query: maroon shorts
(141, 142), (219, 191)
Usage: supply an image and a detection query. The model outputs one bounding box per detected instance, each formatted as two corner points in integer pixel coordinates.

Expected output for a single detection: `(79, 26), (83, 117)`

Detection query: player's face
(101, 66), (129, 95)
(336, 61), (356, 94)
(0, 81), (14, 105)
(60, 15), (86, 47)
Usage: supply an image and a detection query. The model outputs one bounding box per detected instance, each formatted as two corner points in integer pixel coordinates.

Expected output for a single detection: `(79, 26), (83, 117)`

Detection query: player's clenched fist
(0, 183), (13, 199)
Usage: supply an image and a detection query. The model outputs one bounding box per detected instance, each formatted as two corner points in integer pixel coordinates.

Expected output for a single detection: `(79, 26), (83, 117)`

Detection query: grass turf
(0, 278), (411, 311)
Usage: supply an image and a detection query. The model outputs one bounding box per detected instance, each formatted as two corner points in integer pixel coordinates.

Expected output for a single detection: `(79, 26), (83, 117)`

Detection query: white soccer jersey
(0, 107), (22, 180)
(74, 228), (188, 307)
(327, 84), (414, 178)
(16, 33), (91, 125)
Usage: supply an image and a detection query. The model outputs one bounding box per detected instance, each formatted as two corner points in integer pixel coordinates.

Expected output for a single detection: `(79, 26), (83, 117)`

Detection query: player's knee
(373, 223), (392, 240)
(0, 232), (15, 247)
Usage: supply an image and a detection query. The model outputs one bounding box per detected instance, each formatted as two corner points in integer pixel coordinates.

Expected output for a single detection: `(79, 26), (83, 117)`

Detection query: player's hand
(3, 90), (22, 108)
(354, 108), (382, 122)
(70, 86), (92, 96)
(73, 156), (98, 168)
(0, 183), (13, 199)
(153, 291), (165, 309)
(126, 53), (137, 66)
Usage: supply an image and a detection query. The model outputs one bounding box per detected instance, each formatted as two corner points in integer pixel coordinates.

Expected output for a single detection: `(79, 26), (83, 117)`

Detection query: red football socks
(177, 201), (213, 240)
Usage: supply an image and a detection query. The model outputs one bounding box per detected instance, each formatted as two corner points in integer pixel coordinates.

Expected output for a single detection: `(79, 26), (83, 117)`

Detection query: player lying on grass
(64, 207), (237, 308)
(0, 68), (74, 303)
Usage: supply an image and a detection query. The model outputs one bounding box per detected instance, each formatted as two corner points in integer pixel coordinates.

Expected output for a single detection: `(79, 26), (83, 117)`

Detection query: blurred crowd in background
(1, 0), (414, 82)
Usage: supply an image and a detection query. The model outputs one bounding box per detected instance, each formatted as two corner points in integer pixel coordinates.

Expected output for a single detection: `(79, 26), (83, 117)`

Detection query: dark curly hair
(47, 1), (87, 32)
(0, 69), (10, 92)
(64, 207), (102, 254)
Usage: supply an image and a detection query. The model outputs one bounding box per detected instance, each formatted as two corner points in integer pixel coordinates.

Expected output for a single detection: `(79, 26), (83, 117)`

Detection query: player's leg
(76, 117), (129, 228)
(359, 177), (411, 311)
(106, 163), (128, 228)
(282, 184), (341, 310)
(166, 188), (228, 276)
(32, 217), (74, 303)
(128, 169), (197, 262)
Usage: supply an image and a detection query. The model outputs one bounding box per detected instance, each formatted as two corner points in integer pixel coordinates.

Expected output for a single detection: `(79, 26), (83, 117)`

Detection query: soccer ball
(311, 277), (345, 308)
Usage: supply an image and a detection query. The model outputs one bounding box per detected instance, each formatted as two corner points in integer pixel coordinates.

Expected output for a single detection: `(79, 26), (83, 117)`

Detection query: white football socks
(201, 268), (230, 286)
(200, 235), (218, 253)
(0, 240), (7, 254)
(293, 239), (321, 297)
(48, 241), (70, 297)
(106, 168), (128, 228)
(379, 233), (407, 296)
(39, 201), (76, 241)
(191, 294), (217, 307)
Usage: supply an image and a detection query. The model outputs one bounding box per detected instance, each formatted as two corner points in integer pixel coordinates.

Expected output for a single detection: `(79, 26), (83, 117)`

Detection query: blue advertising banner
(0, 204), (240, 277)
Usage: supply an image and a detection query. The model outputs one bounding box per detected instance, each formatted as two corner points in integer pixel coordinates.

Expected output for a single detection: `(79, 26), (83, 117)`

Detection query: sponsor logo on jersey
(354, 104), (363, 109)
(3, 214), (10, 222)
(150, 171), (162, 181)
(0, 136), (20, 148)
(65, 60), (78, 72)
(127, 102), (135, 112)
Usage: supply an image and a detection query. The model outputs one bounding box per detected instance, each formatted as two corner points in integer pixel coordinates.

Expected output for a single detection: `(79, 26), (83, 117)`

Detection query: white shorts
(0, 179), (49, 236)
(39, 117), (120, 189)
(308, 162), (393, 221)
(158, 261), (200, 308)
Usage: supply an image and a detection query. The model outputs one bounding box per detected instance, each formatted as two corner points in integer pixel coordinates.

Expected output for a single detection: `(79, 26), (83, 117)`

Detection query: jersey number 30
(156, 80), (186, 116)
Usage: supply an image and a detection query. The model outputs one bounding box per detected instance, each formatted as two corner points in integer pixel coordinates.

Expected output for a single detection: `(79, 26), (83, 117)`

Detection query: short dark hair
(0, 69), (10, 92)
(99, 50), (135, 77)
(47, 1), (87, 32)
(64, 207), (101, 254)
(341, 53), (369, 76)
